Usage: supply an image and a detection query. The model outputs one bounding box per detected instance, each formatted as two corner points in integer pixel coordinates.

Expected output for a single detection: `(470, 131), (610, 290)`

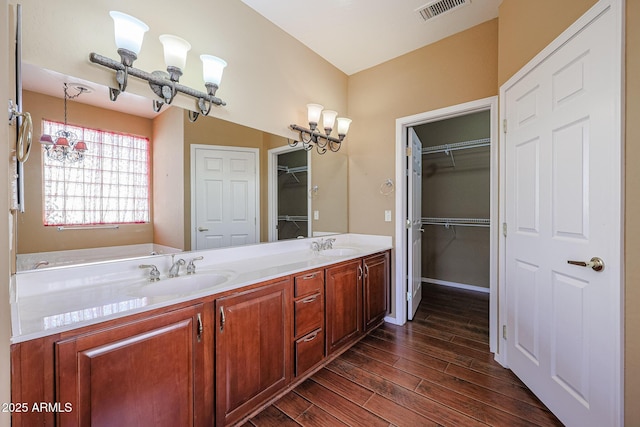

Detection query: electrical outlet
(384, 210), (392, 222)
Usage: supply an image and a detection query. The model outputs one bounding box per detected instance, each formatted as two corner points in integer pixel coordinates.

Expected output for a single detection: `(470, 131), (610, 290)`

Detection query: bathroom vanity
(9, 234), (391, 426)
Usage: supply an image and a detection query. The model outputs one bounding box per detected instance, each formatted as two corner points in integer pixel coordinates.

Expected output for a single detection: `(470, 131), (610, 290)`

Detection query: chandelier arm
(198, 98), (213, 116)
(90, 52), (227, 107)
(329, 140), (342, 152)
(188, 111), (200, 122)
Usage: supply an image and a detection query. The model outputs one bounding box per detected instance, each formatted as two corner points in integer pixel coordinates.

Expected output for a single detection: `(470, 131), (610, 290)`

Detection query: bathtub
(16, 243), (182, 271)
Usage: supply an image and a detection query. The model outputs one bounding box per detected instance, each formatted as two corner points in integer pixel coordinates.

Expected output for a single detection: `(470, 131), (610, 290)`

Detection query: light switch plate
(384, 210), (392, 222)
(314, 210), (319, 220)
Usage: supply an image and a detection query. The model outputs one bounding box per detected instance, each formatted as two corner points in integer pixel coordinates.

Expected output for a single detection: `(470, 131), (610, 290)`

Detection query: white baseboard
(422, 278), (490, 294)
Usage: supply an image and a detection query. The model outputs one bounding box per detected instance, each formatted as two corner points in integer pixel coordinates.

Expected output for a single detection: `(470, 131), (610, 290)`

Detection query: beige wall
(153, 106), (185, 249)
(624, 1), (639, 424)
(347, 19), (499, 238)
(17, 90), (154, 253)
(1, 1), (12, 425)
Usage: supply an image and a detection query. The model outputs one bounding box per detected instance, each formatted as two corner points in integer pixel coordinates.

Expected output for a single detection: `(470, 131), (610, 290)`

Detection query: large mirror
(15, 64), (348, 271)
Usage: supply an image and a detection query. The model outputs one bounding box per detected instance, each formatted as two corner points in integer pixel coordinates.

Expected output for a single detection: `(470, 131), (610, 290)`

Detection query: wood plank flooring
(245, 283), (563, 427)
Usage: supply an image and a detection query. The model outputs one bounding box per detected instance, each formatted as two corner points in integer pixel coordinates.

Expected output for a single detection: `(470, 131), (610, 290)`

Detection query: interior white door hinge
(502, 222), (507, 237)
(406, 146), (412, 157)
(502, 324), (507, 340)
(406, 291), (412, 302)
(503, 119), (507, 134)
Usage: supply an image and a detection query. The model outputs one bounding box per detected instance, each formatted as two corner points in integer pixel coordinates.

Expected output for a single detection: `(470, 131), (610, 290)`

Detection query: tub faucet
(169, 255), (186, 278)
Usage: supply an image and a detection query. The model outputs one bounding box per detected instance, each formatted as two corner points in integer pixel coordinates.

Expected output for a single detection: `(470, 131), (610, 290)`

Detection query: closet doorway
(267, 146), (311, 241)
(394, 97), (499, 354)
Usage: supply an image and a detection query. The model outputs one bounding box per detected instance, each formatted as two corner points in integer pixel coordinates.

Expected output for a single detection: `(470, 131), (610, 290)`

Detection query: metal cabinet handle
(302, 330), (320, 342)
(197, 313), (203, 342)
(358, 265), (363, 280)
(567, 257), (605, 272)
(301, 273), (317, 280)
(219, 307), (226, 332)
(301, 294), (319, 304)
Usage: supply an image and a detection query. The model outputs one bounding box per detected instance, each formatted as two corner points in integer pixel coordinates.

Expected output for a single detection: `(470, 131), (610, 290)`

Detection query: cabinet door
(215, 278), (292, 426)
(325, 259), (363, 355)
(55, 304), (207, 427)
(363, 251), (390, 331)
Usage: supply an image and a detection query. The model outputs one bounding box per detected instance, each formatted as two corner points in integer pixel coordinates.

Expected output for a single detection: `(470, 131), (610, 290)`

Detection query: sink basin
(132, 271), (234, 297)
(320, 247), (359, 257)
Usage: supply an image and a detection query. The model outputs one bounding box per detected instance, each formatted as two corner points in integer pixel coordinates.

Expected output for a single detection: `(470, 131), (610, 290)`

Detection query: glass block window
(42, 120), (150, 226)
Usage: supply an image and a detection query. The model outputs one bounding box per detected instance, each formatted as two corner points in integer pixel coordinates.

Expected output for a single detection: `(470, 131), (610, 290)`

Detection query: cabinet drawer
(294, 328), (324, 377)
(294, 270), (324, 297)
(294, 292), (323, 337)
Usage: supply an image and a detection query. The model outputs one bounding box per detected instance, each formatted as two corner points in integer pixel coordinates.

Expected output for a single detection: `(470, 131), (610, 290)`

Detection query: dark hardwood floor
(245, 283), (563, 426)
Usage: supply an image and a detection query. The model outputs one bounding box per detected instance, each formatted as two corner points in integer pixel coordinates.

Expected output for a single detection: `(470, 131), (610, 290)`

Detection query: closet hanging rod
(421, 217), (490, 228)
(422, 138), (490, 155)
(278, 215), (308, 222)
(277, 165), (308, 174)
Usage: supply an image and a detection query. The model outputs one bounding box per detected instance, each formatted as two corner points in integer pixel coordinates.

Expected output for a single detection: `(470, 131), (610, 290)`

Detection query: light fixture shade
(307, 104), (323, 125)
(322, 110), (338, 132)
(39, 134), (54, 146)
(74, 141), (88, 152)
(159, 34), (191, 71)
(200, 55), (227, 86)
(55, 137), (70, 147)
(337, 117), (352, 136)
(109, 11), (149, 55)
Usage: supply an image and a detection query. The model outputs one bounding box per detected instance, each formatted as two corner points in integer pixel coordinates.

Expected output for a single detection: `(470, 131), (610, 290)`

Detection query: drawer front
(294, 329), (324, 377)
(294, 270), (324, 297)
(294, 292), (323, 337)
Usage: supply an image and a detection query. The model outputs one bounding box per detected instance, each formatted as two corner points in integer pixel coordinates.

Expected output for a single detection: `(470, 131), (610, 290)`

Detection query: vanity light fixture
(89, 11), (227, 121)
(39, 83), (89, 163)
(289, 104), (352, 154)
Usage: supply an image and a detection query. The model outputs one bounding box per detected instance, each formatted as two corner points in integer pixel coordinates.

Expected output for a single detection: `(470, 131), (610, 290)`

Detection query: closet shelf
(421, 138), (490, 155)
(422, 217), (490, 228)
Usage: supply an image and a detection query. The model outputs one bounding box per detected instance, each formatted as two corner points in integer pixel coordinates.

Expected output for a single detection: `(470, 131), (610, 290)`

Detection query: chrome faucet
(168, 255), (186, 278)
(311, 240), (322, 253)
(186, 256), (204, 275)
(322, 238), (336, 250)
(139, 264), (161, 282)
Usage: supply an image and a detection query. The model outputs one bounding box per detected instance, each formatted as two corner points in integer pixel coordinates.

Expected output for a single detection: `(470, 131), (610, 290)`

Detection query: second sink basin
(133, 271), (235, 297)
(320, 247), (359, 257)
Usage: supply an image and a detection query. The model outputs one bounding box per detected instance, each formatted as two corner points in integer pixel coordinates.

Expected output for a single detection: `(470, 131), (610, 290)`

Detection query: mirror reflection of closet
(276, 149), (309, 240)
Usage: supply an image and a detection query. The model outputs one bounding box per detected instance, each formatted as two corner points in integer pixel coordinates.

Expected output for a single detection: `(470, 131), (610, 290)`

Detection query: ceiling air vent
(416, 0), (470, 21)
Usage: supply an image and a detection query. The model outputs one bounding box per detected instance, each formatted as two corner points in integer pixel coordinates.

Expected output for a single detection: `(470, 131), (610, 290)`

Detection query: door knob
(567, 257), (605, 272)
(197, 226), (209, 232)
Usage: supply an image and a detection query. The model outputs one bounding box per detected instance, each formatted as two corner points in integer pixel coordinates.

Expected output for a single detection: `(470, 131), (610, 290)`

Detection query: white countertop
(10, 234), (392, 344)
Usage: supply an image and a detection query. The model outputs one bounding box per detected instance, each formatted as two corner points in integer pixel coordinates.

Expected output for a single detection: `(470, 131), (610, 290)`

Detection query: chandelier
(289, 104), (351, 154)
(39, 83), (88, 162)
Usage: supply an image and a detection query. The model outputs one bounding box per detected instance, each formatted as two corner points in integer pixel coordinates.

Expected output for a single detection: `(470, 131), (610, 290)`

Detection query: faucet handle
(139, 264), (160, 282)
(325, 238), (336, 249)
(187, 256), (204, 275)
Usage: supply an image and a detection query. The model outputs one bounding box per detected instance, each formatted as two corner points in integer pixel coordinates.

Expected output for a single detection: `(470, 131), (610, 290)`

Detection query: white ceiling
(240, 0), (501, 75)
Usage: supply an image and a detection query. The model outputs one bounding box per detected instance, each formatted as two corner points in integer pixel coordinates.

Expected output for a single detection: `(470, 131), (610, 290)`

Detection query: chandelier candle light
(289, 104), (352, 154)
(39, 83), (88, 162)
(89, 11), (227, 121)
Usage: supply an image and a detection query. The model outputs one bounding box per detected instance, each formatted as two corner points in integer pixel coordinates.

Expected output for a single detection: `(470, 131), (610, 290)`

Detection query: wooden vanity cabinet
(363, 251), (390, 331)
(325, 259), (364, 355)
(55, 304), (209, 427)
(292, 269), (325, 377)
(214, 277), (292, 427)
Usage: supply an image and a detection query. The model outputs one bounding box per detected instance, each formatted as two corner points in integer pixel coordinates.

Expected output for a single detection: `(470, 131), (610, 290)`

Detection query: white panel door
(504, 3), (621, 427)
(193, 147), (258, 250)
(407, 128), (423, 320)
